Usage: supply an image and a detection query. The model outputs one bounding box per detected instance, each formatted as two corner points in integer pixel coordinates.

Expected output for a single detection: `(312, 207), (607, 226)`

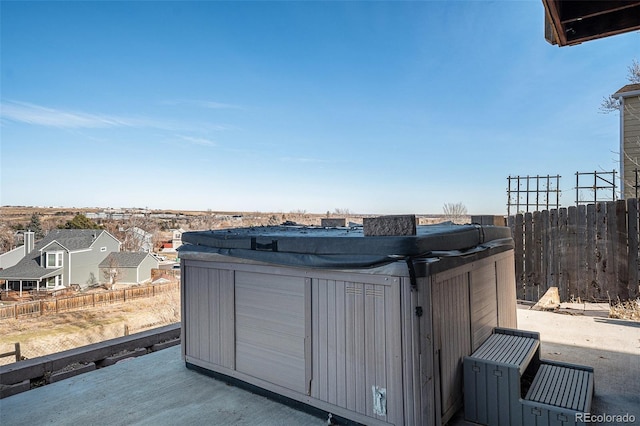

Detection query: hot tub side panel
(310, 276), (404, 425)
(182, 265), (235, 370)
(181, 258), (406, 426)
(430, 249), (517, 425)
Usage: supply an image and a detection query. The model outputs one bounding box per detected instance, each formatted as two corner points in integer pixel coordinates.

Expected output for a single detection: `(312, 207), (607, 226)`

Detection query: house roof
(543, 0), (640, 47)
(0, 229), (118, 281)
(613, 83), (640, 98)
(99, 252), (155, 269)
(39, 229), (113, 252)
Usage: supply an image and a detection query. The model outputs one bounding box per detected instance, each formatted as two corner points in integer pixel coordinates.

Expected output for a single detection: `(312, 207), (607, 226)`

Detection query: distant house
(0, 229), (121, 294)
(160, 228), (184, 253)
(613, 83), (640, 199)
(99, 252), (159, 286)
(172, 228), (184, 251)
(0, 245), (27, 271)
(126, 226), (154, 252)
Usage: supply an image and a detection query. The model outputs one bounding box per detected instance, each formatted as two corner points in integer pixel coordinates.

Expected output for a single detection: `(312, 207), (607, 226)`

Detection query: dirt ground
(0, 289), (180, 365)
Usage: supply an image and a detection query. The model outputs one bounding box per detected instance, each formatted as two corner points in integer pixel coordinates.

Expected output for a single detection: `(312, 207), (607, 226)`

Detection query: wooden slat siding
(524, 212), (534, 301)
(628, 198), (639, 299)
(514, 214), (524, 299)
(532, 211), (542, 301)
(616, 199), (630, 300)
(577, 205), (588, 301)
(567, 206), (578, 300)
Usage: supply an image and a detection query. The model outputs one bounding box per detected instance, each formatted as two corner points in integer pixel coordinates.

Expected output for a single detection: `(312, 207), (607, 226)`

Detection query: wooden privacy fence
(509, 199), (640, 303)
(0, 282), (179, 321)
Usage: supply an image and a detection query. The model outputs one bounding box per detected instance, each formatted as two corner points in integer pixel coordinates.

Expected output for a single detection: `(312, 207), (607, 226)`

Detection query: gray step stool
(464, 327), (594, 426)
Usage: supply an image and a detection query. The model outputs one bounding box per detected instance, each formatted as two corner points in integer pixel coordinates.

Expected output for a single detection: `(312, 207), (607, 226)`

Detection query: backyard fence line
(0, 282), (180, 321)
(508, 199), (640, 303)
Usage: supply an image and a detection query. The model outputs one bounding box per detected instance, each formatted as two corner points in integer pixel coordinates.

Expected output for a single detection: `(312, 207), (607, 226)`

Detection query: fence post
(15, 342), (21, 362)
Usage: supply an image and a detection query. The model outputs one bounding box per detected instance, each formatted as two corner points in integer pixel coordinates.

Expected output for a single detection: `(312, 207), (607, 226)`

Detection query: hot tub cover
(179, 223), (513, 269)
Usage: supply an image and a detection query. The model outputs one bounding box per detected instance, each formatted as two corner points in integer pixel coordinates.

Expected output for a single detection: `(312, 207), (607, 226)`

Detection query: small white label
(372, 386), (387, 416)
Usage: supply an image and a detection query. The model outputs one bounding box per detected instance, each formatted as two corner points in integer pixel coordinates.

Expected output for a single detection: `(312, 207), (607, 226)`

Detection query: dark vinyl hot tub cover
(179, 223), (513, 269)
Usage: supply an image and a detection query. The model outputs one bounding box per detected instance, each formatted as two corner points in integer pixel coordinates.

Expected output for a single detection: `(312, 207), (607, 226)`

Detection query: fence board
(605, 201), (618, 301)
(524, 212), (534, 300)
(0, 282), (179, 321)
(549, 209), (559, 290)
(510, 199), (639, 303)
(628, 198), (639, 299)
(541, 210), (550, 292)
(615, 200), (629, 301)
(533, 211), (542, 301)
(586, 204), (597, 300)
(576, 205), (587, 301)
(595, 203), (607, 300)
(514, 214), (524, 299)
(567, 206), (578, 301)
(557, 208), (568, 301)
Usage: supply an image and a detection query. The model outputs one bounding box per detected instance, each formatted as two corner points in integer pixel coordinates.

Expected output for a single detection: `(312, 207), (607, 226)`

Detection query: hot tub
(179, 223), (516, 425)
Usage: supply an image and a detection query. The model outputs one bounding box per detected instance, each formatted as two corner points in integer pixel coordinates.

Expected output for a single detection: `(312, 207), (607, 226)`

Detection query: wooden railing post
(15, 342), (21, 362)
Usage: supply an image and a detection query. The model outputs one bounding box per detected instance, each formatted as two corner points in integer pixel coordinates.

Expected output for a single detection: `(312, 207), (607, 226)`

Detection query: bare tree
(0, 223), (15, 252)
(443, 202), (468, 224)
(601, 59), (640, 197)
(600, 59), (640, 113)
(333, 208), (352, 215)
(102, 256), (123, 290)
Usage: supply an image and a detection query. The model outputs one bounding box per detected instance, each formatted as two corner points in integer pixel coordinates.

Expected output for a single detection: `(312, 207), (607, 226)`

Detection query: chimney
(24, 231), (35, 255)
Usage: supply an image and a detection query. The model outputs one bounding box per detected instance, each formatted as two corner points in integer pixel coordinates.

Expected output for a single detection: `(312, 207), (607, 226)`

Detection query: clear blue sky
(1, 1), (638, 215)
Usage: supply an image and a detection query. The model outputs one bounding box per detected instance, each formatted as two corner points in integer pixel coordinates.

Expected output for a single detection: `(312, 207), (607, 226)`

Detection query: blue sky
(1, 1), (638, 215)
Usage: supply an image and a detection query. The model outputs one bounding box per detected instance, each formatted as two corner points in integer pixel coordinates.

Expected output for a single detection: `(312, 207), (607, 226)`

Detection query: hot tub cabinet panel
(180, 225), (516, 426)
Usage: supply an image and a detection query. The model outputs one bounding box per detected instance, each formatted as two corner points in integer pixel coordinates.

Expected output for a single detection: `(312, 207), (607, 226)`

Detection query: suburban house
(99, 252), (159, 286)
(160, 228), (184, 253)
(0, 229), (121, 294)
(125, 226), (154, 252)
(613, 83), (640, 199)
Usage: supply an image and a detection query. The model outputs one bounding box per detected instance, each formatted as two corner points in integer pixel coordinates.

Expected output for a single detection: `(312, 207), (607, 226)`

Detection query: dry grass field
(0, 289), (180, 366)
